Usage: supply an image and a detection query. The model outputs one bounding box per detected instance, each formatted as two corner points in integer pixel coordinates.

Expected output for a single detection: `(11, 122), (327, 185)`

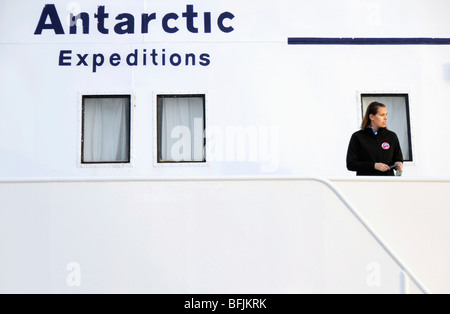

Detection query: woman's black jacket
(346, 127), (404, 176)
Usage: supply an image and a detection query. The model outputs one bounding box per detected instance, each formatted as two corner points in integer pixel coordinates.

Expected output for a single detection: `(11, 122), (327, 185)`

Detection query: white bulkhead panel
(1, 0), (450, 178)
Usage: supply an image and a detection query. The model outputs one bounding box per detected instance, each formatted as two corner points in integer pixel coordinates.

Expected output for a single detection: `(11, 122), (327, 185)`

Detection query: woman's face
(370, 106), (388, 130)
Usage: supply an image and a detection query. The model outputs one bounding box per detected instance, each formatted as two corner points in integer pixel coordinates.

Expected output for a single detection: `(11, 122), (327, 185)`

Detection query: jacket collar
(364, 127), (387, 136)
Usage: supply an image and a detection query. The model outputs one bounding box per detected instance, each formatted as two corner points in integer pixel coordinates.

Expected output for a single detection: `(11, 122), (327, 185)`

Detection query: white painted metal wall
(0, 178), (438, 294)
(1, 0), (450, 178)
(333, 178), (450, 294)
(1, 0), (449, 294)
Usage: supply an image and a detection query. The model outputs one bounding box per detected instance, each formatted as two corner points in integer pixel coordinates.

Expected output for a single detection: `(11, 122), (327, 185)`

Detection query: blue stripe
(288, 37), (450, 45)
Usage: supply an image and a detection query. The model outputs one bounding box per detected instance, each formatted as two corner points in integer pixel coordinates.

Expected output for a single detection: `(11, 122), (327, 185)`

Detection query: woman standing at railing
(346, 101), (404, 176)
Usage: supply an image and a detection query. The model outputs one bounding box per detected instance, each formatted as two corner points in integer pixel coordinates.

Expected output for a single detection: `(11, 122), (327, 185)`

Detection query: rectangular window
(361, 94), (413, 161)
(157, 95), (206, 163)
(81, 95), (131, 164)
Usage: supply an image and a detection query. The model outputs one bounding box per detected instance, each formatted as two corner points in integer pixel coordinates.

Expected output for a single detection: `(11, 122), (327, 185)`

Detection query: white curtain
(362, 96), (410, 160)
(83, 97), (130, 163)
(160, 97), (205, 162)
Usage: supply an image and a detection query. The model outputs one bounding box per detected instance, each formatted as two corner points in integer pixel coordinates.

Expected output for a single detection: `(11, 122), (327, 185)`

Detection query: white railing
(314, 177), (430, 294)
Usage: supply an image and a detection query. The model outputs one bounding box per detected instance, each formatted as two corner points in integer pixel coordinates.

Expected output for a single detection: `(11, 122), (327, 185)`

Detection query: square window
(361, 94), (413, 161)
(157, 95), (206, 163)
(81, 95), (131, 164)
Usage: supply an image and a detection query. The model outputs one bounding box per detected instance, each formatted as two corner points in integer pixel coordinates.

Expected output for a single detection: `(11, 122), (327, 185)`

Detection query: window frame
(80, 94), (133, 165)
(155, 93), (207, 165)
(359, 92), (414, 162)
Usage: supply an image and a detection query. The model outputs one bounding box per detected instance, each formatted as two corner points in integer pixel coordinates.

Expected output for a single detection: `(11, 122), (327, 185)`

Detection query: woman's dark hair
(361, 101), (386, 130)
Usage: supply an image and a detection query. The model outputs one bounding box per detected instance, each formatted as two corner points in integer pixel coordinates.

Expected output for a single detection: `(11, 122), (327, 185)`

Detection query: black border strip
(288, 37), (450, 45)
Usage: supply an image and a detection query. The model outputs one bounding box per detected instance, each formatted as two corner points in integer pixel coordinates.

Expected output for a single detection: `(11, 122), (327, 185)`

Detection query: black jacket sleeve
(346, 133), (375, 172)
(392, 133), (404, 163)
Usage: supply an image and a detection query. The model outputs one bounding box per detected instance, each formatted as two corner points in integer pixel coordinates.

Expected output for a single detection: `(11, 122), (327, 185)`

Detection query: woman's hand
(395, 162), (404, 172)
(375, 163), (390, 172)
